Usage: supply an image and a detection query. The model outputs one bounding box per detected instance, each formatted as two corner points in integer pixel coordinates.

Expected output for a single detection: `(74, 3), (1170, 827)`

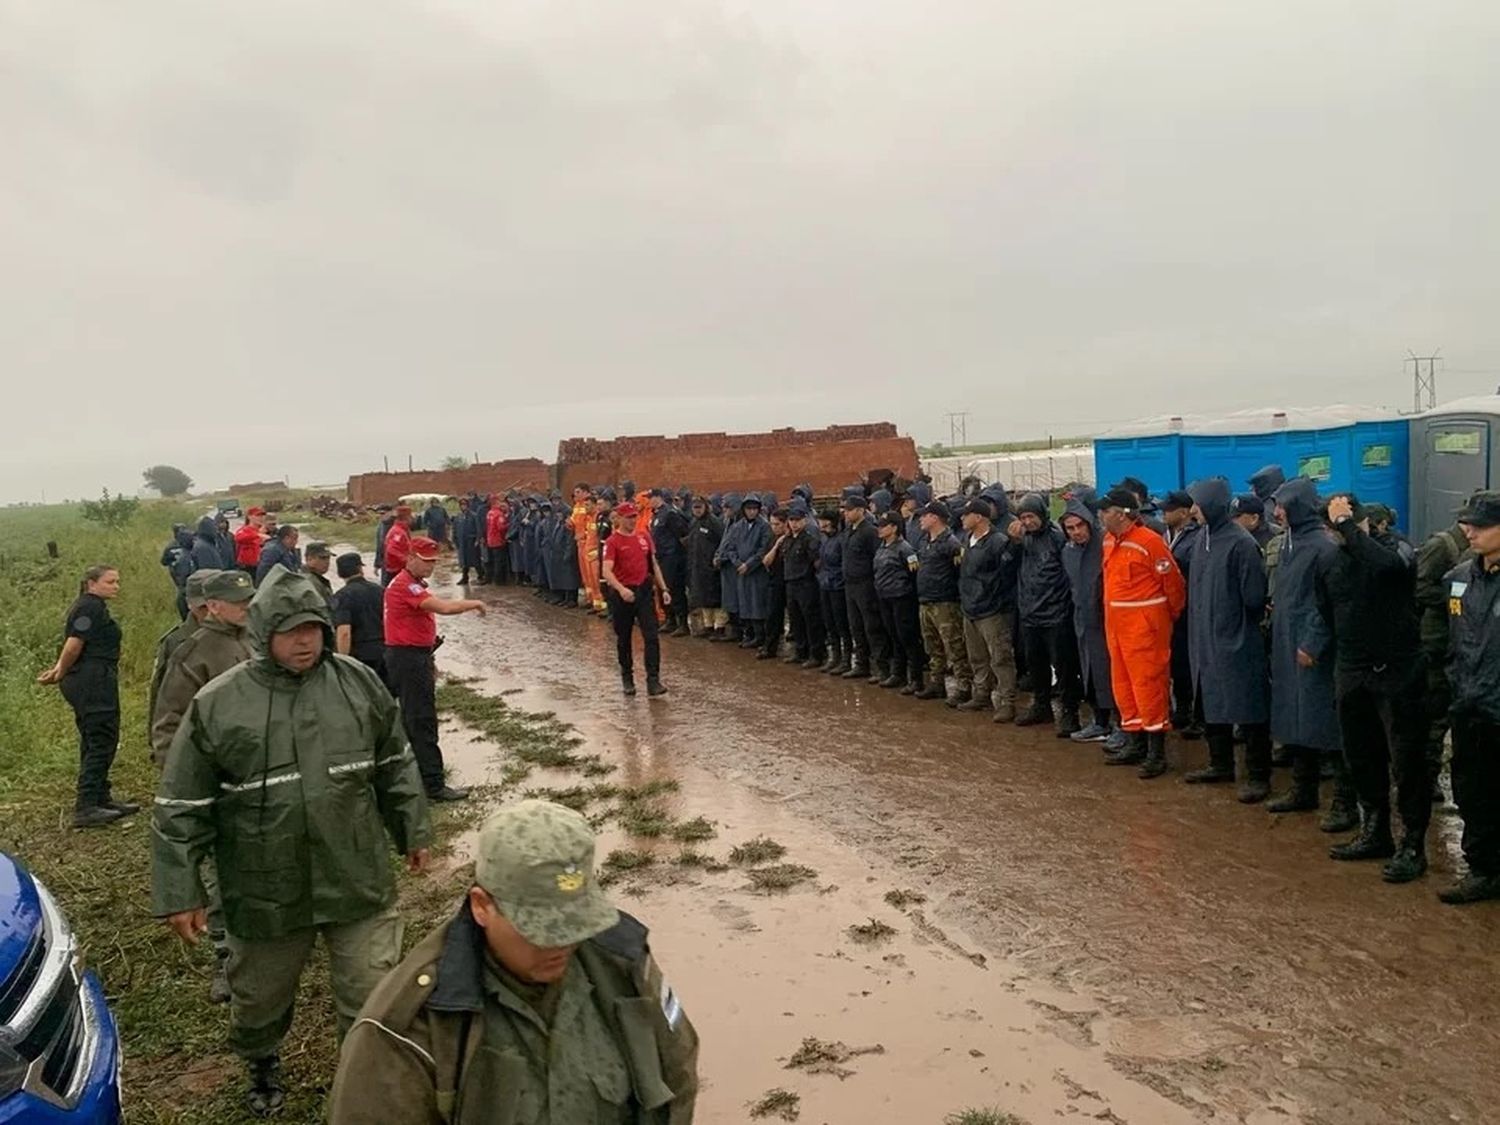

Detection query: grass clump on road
(944, 1111), (1026, 1125)
(435, 680), (611, 776)
(884, 888), (928, 909)
(748, 1088), (802, 1120)
(730, 836), (788, 866)
(746, 863), (817, 892)
(847, 918), (897, 944)
(670, 815), (716, 843)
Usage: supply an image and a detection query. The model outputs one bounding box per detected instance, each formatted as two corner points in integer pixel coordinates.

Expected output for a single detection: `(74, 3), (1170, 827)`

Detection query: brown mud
(379, 556), (1500, 1125)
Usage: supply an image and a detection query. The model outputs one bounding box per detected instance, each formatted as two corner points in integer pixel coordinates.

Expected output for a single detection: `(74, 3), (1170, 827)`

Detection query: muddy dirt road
(424, 579), (1499, 1125)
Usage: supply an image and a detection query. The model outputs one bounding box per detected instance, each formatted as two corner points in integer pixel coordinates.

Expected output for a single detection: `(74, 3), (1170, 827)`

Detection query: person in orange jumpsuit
(1098, 487), (1186, 779)
(571, 484), (606, 613)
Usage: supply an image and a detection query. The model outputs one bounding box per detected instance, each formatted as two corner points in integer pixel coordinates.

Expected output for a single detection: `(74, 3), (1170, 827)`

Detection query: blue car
(0, 853), (121, 1123)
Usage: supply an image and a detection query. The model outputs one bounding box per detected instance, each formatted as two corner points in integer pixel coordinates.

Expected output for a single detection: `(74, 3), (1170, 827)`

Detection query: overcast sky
(4, 0), (1498, 502)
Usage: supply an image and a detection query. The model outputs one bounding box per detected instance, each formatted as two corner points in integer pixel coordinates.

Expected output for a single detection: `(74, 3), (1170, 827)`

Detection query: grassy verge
(0, 506), (547, 1122)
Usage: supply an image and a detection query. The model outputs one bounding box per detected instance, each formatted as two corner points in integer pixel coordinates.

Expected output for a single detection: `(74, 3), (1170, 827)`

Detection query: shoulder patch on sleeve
(1155, 558), (1173, 574)
(408, 583), (424, 595)
(72, 615), (92, 632)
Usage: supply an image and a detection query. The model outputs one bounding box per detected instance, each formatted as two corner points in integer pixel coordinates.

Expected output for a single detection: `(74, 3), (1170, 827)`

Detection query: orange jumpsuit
(572, 502), (604, 611)
(1102, 522), (1186, 733)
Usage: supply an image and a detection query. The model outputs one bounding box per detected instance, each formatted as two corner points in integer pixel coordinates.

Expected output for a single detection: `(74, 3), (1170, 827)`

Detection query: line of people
(447, 471), (1500, 907)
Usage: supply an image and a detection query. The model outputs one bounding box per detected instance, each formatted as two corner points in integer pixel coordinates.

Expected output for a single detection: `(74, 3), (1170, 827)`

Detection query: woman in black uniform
(37, 564), (139, 828)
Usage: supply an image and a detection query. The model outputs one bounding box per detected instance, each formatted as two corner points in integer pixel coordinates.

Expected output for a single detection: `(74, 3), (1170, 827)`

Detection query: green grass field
(0, 503), (496, 1122)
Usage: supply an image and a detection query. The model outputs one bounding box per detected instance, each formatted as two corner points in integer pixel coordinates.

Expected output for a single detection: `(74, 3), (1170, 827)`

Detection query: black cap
(1097, 488), (1140, 513)
(876, 511), (903, 529)
(921, 500), (952, 521)
(1232, 493), (1265, 516)
(963, 498), (993, 519)
(1159, 490), (1194, 512)
(335, 552), (363, 579)
(787, 502), (810, 519)
(1457, 490), (1500, 528)
(842, 495), (868, 510)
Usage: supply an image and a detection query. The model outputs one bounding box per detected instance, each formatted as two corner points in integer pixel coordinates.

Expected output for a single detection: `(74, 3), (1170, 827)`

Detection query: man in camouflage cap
(330, 799), (700, 1123)
(149, 566), (258, 1005)
(147, 567), (217, 736)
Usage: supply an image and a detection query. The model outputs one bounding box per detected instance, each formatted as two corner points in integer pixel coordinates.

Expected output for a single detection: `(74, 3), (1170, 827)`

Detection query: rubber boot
(841, 657), (868, 680)
(1237, 729), (1273, 804)
(1054, 708), (1081, 739)
(647, 678), (668, 698)
(1319, 757), (1359, 833)
(1137, 731), (1169, 779)
(868, 660), (888, 685)
(1014, 700), (1052, 727)
(1266, 748), (1320, 813)
(900, 673), (922, 696)
(915, 677), (946, 700)
(1438, 872), (1500, 904)
(621, 672), (637, 697)
(879, 669), (905, 689)
(1183, 730), (1235, 784)
(822, 643), (844, 673)
(801, 650), (825, 670)
(1382, 829), (1428, 884)
(246, 1055), (286, 1118)
(1329, 804), (1396, 861)
(1105, 732), (1147, 766)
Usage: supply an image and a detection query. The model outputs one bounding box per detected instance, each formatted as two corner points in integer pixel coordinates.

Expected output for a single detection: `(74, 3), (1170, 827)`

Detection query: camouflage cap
(184, 568), (221, 608)
(474, 800), (619, 948)
(203, 568), (255, 603)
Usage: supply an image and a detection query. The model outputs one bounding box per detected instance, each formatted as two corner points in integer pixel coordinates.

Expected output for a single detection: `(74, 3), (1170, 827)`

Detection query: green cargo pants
(919, 602), (971, 691)
(963, 611), (1017, 709)
(226, 906), (403, 1060)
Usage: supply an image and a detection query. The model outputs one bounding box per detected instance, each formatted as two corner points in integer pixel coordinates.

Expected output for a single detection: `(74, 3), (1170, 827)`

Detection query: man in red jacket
(382, 506), (413, 587)
(232, 508), (266, 575)
(1099, 487), (1186, 779)
(484, 496), (510, 585)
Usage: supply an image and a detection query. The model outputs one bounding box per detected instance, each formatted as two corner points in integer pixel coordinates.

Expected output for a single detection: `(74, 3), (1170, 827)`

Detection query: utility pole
(1407, 349), (1441, 412)
(943, 410), (969, 449)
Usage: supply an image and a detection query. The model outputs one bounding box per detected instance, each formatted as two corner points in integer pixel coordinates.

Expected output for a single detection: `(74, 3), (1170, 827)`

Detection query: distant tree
(440, 455), (470, 471)
(143, 464), (194, 497)
(80, 489), (140, 529)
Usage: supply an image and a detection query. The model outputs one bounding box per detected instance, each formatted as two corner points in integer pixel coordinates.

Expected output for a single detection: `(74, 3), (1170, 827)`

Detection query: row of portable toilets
(1091, 395), (1500, 543)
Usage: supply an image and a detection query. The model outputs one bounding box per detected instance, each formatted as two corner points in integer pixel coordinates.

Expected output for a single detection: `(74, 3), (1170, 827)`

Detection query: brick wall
(346, 459), (552, 506)
(556, 424), (919, 498)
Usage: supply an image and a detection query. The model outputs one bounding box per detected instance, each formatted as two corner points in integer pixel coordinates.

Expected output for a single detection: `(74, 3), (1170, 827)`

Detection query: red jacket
(384, 522), (412, 573)
(486, 507), (508, 549)
(233, 523), (264, 566)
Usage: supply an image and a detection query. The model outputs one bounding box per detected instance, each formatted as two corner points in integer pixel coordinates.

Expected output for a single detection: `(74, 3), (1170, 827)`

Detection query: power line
(1407, 349), (1442, 412)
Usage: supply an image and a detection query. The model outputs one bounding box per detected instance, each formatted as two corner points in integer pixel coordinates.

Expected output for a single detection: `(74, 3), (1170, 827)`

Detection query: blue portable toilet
(1093, 415), (1192, 497)
(1348, 420), (1411, 528)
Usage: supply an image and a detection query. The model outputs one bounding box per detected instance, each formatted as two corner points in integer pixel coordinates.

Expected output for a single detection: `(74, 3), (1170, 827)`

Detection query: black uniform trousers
(662, 555), (688, 627)
(1022, 620), (1083, 710)
(608, 583), (660, 681)
(877, 593), (924, 680)
(786, 578), (826, 659)
(1170, 616), (1195, 720)
(1337, 660), (1430, 836)
(386, 645), (446, 794)
(844, 579), (889, 670)
(820, 587), (851, 649)
(487, 545), (510, 585)
(62, 662), (120, 810)
(1451, 712), (1500, 876)
(761, 581), (787, 654)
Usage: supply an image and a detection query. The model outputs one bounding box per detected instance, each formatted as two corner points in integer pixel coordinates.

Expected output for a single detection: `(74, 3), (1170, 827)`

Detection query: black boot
(1014, 700), (1052, 727)
(72, 806), (125, 830)
(946, 686), (972, 708)
(801, 651), (825, 670)
(1054, 708), (1081, 739)
(1237, 729), (1272, 804)
(1438, 872), (1500, 905)
(1319, 758), (1359, 832)
(1382, 831), (1428, 883)
(841, 659), (868, 680)
(647, 678), (668, 698)
(1137, 731), (1169, 779)
(915, 680), (947, 700)
(1329, 805), (1395, 861)
(1105, 732), (1147, 766)
(900, 674), (922, 696)
(246, 1055), (286, 1117)
(1266, 748), (1320, 813)
(622, 673), (637, 697)
(818, 644), (839, 672)
(1183, 731), (1235, 784)
(879, 670), (905, 689)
